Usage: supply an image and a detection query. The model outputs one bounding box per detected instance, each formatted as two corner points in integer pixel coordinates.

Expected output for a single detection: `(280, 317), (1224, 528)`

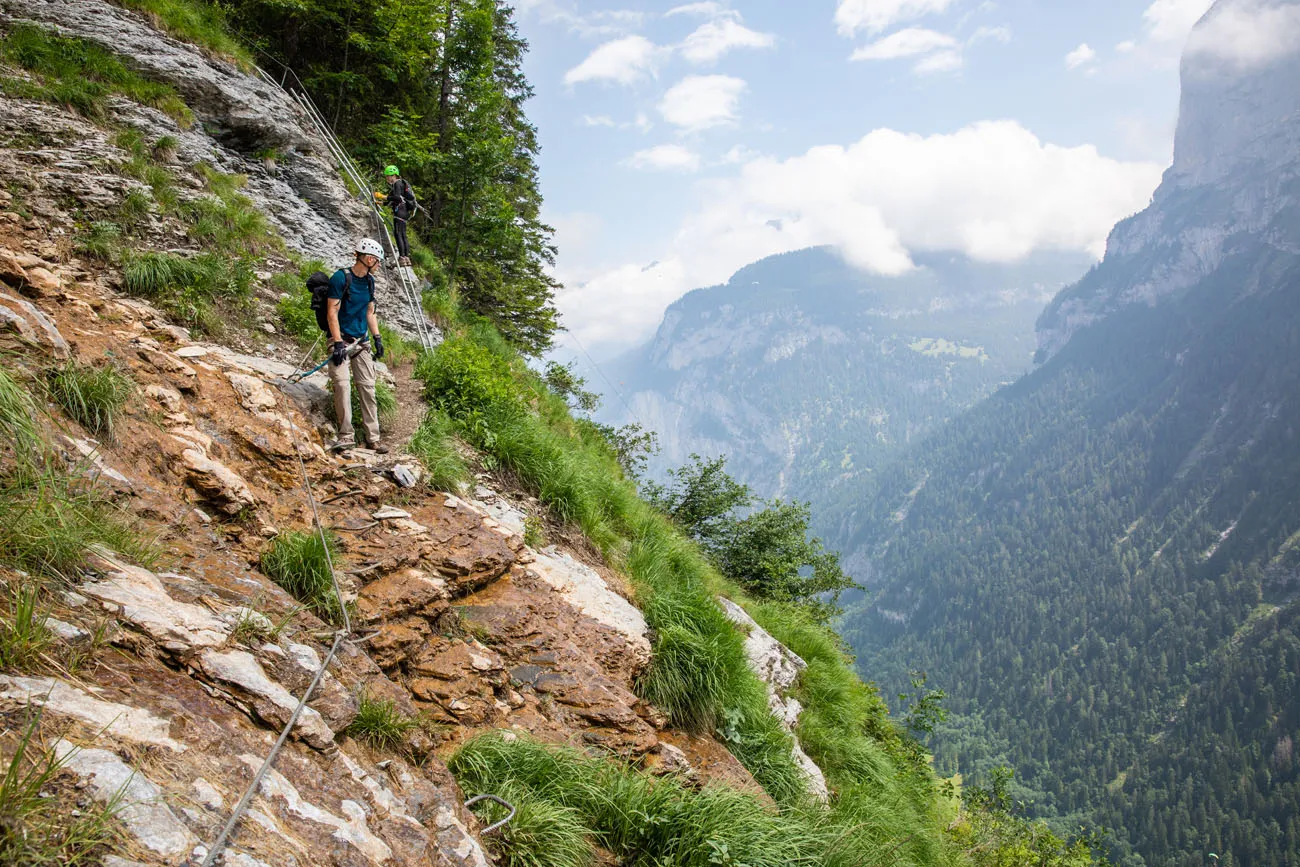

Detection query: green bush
(407, 411), (469, 492)
(260, 530), (345, 625)
(417, 336), (521, 425)
(48, 361), (133, 438)
(0, 24), (191, 123)
(273, 260), (328, 345)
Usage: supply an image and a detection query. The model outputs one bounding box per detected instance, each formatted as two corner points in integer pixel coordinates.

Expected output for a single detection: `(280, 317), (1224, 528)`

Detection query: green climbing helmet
(384, 165), (400, 177)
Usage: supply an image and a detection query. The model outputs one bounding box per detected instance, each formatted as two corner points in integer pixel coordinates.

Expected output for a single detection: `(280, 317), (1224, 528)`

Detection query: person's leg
(394, 218), (409, 259)
(351, 345), (381, 446)
(328, 354), (355, 447)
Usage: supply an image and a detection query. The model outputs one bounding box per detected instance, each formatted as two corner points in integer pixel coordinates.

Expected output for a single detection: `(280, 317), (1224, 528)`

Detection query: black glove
(372, 335), (385, 361)
(330, 341), (347, 367)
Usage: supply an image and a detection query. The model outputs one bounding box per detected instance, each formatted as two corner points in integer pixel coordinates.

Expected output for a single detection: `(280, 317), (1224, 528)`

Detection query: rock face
(719, 599), (829, 801)
(1036, 0), (1300, 357)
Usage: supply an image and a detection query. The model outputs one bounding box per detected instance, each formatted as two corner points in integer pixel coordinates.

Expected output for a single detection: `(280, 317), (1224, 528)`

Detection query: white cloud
(680, 15), (776, 64)
(627, 144), (703, 172)
(1184, 0), (1300, 69)
(580, 115), (617, 127)
(914, 49), (964, 73)
(1116, 40), (1138, 53)
(666, 1), (727, 17)
(556, 121), (1163, 350)
(658, 75), (747, 132)
(1065, 43), (1097, 69)
(1142, 0), (1214, 44)
(721, 144), (761, 164)
(969, 25), (1013, 44)
(565, 35), (663, 86)
(851, 27), (958, 60)
(850, 24), (1010, 72)
(835, 0), (959, 36)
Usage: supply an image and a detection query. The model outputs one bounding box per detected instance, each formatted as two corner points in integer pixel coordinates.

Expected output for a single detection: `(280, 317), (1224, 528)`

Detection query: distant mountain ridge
(839, 0), (1300, 862)
(605, 246), (1093, 538)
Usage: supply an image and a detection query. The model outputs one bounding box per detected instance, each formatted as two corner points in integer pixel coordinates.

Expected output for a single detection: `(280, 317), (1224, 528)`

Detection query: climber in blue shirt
(325, 238), (388, 454)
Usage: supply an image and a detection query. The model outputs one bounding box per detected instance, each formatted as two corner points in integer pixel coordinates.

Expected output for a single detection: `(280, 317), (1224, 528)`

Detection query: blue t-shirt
(327, 268), (375, 340)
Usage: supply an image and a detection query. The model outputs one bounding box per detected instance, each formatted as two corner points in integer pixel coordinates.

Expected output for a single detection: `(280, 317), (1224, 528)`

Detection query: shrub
(417, 336), (521, 426)
(273, 260), (328, 345)
(407, 411), (469, 492)
(48, 361), (133, 438)
(344, 693), (417, 752)
(260, 530), (345, 624)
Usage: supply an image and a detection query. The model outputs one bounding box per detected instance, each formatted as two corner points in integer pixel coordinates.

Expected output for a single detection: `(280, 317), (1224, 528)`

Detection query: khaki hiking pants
(329, 340), (380, 447)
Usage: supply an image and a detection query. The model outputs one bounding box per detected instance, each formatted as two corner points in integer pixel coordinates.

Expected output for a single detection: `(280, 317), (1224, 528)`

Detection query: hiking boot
(399, 256), (412, 267)
(366, 439), (390, 455)
(328, 439), (355, 454)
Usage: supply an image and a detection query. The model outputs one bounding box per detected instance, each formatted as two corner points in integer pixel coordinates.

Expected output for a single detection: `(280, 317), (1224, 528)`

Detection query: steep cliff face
(1035, 0), (1300, 358)
(0, 7), (821, 864)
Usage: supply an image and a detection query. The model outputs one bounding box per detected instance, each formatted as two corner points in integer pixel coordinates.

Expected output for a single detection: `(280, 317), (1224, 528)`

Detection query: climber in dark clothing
(378, 165), (416, 266)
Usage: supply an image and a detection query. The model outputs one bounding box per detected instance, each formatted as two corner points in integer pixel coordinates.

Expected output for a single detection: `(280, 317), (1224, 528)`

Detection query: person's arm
(366, 301), (380, 339)
(327, 298), (343, 344)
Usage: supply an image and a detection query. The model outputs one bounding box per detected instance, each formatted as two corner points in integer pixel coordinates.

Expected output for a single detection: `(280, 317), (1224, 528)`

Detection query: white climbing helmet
(355, 238), (385, 261)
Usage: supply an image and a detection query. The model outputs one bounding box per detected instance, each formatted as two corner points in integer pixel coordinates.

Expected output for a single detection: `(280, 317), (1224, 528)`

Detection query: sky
(511, 0), (1218, 358)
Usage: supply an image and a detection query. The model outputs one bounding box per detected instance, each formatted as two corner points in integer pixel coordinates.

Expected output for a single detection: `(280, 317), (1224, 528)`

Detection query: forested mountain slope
(840, 1), (1300, 864)
(604, 246), (1090, 542)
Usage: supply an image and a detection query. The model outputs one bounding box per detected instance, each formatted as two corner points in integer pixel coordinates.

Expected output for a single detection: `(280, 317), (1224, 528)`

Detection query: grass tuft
(0, 369), (41, 460)
(74, 221), (122, 263)
(0, 585), (54, 673)
(0, 709), (124, 864)
(451, 733), (826, 867)
(476, 784), (594, 867)
(407, 411), (469, 492)
(118, 0), (251, 65)
(260, 530), (345, 625)
(47, 362), (132, 439)
(0, 24), (191, 124)
(122, 250), (251, 334)
(344, 692), (417, 752)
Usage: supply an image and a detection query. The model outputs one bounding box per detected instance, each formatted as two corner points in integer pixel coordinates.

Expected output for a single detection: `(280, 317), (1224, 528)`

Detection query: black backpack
(306, 269), (351, 333)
